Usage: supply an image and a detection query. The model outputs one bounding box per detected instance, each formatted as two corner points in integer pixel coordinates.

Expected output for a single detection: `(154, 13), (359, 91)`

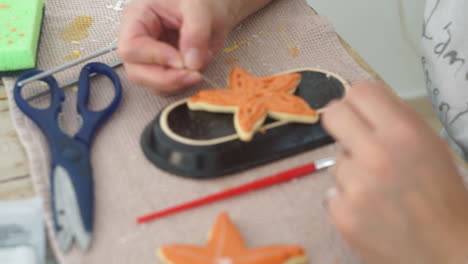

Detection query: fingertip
(116, 43), (131, 62)
(179, 5), (212, 70)
(181, 71), (203, 85)
(349, 80), (391, 96)
(184, 48), (204, 70)
(168, 55), (185, 69)
(152, 71), (202, 96)
(322, 100), (341, 119)
(324, 99), (340, 109)
(118, 36), (184, 68)
(154, 70), (202, 95)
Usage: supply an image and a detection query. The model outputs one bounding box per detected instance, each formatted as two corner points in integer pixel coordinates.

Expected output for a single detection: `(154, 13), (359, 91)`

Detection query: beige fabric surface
(4, 0), (375, 263)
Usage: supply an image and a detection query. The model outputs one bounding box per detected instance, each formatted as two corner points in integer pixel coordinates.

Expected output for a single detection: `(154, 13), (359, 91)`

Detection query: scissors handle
(75, 62), (123, 146)
(14, 71), (65, 140)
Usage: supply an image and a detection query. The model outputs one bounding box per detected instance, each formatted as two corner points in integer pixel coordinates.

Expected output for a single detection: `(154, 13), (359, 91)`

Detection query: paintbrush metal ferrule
(314, 157), (336, 170)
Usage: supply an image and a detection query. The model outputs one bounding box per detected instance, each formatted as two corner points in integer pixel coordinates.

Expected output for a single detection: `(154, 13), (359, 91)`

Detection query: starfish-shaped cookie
(188, 66), (318, 141)
(158, 212), (308, 264)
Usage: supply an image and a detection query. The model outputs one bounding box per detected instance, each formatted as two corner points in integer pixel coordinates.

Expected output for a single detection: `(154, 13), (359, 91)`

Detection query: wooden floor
(0, 80), (35, 200)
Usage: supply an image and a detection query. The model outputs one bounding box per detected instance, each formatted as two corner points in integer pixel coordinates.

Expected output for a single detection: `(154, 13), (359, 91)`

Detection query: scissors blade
(53, 166), (92, 252)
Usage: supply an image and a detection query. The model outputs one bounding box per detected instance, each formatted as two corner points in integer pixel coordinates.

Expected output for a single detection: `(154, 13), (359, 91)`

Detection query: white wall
(308, 0), (427, 98)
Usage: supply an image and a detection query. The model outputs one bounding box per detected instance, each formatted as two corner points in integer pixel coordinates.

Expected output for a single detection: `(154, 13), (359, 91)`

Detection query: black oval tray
(141, 69), (347, 179)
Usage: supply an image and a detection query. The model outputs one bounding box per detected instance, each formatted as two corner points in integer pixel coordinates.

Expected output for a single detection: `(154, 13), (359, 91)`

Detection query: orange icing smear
(266, 94), (317, 116)
(188, 66), (317, 140)
(159, 212), (306, 264)
(236, 101), (268, 132)
(189, 89), (239, 107)
(228, 66), (301, 95)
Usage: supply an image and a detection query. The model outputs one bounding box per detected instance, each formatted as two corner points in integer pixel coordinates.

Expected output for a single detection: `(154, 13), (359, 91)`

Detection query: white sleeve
(422, 0), (468, 161)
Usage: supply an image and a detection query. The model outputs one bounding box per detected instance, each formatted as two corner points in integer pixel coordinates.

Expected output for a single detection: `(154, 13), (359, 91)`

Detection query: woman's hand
(322, 82), (468, 264)
(118, 0), (271, 95)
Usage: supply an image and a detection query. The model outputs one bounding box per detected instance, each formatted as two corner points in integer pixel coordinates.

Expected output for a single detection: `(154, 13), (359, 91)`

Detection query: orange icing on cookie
(188, 66), (318, 141)
(159, 212), (307, 264)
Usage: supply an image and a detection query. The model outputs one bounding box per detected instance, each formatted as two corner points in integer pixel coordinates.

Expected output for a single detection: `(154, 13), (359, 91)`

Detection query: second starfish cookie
(188, 66), (319, 141)
(158, 212), (308, 264)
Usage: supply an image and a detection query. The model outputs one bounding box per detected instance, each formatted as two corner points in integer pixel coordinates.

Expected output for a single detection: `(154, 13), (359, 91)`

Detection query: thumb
(179, 3), (213, 70)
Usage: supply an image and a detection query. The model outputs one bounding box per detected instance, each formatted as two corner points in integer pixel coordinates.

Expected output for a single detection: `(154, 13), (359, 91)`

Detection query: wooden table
(0, 82), (34, 200)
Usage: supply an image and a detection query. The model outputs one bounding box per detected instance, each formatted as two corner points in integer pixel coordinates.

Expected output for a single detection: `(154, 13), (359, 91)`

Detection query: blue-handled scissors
(13, 62), (123, 252)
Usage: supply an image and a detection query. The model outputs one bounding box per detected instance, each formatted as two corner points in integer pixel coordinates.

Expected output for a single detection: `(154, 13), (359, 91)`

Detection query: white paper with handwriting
(422, 0), (468, 161)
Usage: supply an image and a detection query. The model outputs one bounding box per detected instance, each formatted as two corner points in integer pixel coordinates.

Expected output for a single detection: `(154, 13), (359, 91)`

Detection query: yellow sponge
(0, 0), (44, 73)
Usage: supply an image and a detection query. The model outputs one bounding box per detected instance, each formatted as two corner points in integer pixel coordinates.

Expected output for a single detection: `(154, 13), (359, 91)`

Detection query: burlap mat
(4, 0), (375, 263)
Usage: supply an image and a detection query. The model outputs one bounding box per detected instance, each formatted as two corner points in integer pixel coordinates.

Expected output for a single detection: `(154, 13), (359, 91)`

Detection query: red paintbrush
(137, 157), (335, 224)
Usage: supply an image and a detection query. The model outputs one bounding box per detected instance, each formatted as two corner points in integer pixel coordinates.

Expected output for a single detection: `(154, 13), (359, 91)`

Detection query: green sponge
(0, 0), (44, 73)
